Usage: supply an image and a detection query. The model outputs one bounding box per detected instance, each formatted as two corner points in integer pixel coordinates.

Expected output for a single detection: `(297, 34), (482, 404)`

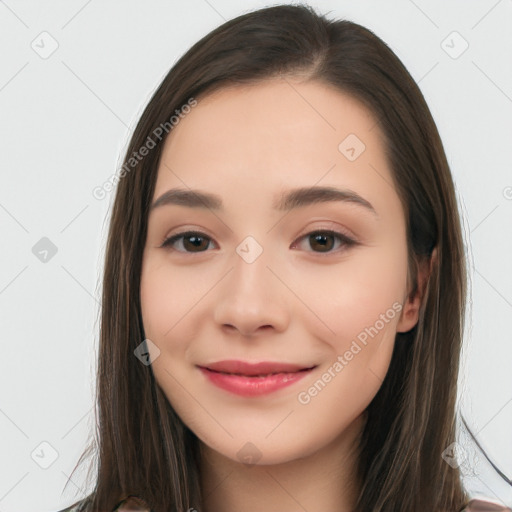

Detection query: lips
(199, 359), (316, 376)
(198, 360), (317, 397)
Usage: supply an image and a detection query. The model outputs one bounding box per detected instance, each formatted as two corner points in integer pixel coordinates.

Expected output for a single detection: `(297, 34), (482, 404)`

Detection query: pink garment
(463, 498), (512, 511)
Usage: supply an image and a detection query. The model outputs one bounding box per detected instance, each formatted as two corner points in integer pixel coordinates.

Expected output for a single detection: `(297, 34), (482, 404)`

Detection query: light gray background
(0, 1), (511, 511)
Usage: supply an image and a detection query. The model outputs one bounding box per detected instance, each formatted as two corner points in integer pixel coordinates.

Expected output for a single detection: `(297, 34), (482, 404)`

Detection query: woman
(58, 4), (510, 512)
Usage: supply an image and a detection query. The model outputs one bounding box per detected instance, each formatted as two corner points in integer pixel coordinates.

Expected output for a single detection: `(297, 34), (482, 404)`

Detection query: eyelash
(159, 229), (357, 255)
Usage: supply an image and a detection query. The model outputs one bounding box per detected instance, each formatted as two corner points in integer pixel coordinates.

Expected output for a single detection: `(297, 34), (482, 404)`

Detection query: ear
(396, 247), (437, 334)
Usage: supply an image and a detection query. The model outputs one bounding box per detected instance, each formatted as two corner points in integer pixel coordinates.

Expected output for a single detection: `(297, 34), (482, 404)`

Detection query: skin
(140, 78), (429, 512)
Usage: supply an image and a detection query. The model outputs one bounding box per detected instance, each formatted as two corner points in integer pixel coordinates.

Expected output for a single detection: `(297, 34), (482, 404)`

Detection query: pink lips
(197, 359), (316, 397)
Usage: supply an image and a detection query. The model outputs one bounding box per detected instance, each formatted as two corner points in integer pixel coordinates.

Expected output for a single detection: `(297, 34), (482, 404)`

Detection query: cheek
(293, 241), (408, 375)
(138, 244), (188, 351)
(140, 261), (202, 405)
(140, 258), (197, 354)
(140, 269), (170, 339)
(301, 241), (406, 319)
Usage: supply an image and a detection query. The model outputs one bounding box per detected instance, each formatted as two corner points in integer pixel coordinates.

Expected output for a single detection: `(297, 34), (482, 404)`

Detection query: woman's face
(140, 78), (419, 465)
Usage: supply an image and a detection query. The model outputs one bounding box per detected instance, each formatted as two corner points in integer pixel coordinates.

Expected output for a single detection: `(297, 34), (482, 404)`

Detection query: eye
(160, 231), (216, 253)
(291, 230), (357, 254)
(160, 229), (357, 254)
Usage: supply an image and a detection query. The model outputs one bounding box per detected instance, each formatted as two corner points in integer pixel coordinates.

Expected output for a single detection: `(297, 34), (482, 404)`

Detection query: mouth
(197, 360), (317, 397)
(201, 368), (314, 377)
(199, 359), (317, 376)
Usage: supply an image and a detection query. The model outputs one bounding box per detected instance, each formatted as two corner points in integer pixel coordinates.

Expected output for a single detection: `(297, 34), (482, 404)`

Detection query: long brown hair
(66, 4), (469, 511)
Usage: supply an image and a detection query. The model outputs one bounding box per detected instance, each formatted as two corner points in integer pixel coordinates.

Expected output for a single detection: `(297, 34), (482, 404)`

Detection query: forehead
(153, 78), (397, 215)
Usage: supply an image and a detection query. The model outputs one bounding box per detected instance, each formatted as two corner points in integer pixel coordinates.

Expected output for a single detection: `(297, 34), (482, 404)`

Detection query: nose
(213, 247), (290, 338)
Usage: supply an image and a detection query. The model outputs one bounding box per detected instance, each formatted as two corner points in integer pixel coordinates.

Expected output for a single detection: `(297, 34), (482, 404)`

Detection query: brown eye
(160, 229), (356, 255)
(292, 230), (356, 254)
(161, 231), (214, 252)
(309, 232), (335, 252)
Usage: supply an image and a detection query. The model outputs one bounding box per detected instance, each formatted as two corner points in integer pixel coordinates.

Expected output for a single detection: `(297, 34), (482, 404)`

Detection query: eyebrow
(150, 186), (377, 215)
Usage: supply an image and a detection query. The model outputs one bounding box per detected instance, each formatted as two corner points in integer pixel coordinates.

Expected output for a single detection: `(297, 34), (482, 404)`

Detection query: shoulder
(112, 496), (151, 511)
(56, 497), (90, 512)
(56, 495), (151, 512)
(56, 506), (80, 512)
(461, 498), (512, 511)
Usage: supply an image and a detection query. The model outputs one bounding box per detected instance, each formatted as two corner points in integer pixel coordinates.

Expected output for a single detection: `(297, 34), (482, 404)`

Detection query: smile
(197, 361), (317, 397)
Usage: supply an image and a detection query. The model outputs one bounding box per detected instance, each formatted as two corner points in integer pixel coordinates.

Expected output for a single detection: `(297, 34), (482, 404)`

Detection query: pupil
(185, 235), (207, 251)
(311, 233), (333, 252)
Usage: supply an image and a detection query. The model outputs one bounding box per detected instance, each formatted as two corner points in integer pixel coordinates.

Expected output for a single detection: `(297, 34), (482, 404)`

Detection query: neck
(199, 412), (365, 512)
